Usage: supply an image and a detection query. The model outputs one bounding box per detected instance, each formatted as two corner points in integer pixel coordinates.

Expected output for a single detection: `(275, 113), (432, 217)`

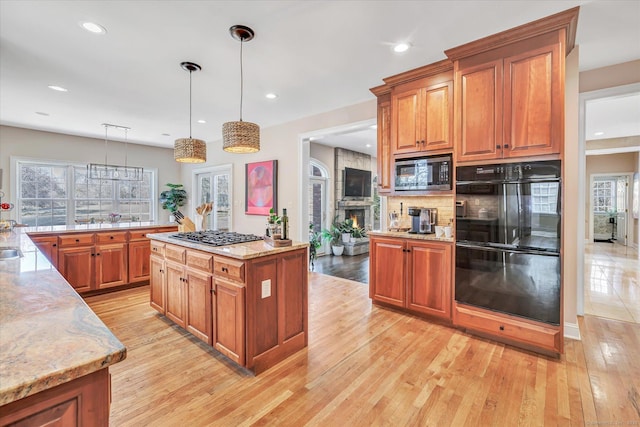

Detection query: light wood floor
(86, 275), (640, 426)
(584, 242), (639, 323)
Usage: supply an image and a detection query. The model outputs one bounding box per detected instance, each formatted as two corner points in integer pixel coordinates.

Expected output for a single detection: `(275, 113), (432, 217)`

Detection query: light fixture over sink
(222, 25), (260, 154)
(174, 61), (207, 163)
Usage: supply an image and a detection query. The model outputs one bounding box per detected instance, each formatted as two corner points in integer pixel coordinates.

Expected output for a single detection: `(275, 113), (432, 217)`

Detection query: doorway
(590, 173), (632, 245)
(192, 164), (233, 231)
(309, 159), (330, 255)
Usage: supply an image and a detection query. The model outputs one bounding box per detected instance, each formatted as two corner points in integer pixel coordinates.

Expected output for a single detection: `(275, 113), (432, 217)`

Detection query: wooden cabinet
(391, 79), (453, 156)
(369, 236), (452, 321)
(165, 259), (187, 328)
(58, 246), (94, 293)
(128, 228), (161, 284)
(95, 243), (128, 289)
(371, 86), (392, 194)
(454, 302), (562, 354)
(29, 235), (58, 268)
(213, 278), (245, 364)
(0, 368), (110, 427)
(150, 253), (166, 313)
(185, 250), (214, 345)
(447, 21), (570, 163)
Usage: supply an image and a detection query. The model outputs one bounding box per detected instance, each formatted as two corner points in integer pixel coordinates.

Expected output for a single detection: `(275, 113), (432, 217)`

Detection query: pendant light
(88, 124), (143, 181)
(223, 25), (260, 153)
(174, 61), (207, 163)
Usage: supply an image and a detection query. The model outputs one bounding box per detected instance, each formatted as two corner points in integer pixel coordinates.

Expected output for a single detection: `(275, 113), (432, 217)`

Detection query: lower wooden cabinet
(94, 243), (128, 289)
(213, 278), (245, 364)
(58, 246), (94, 293)
(128, 240), (151, 283)
(150, 254), (166, 313)
(369, 236), (452, 321)
(185, 268), (213, 345)
(29, 235), (58, 268)
(165, 260), (187, 328)
(0, 368), (110, 427)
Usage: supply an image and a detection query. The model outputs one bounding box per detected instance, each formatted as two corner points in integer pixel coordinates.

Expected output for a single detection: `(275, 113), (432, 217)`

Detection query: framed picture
(245, 160), (277, 215)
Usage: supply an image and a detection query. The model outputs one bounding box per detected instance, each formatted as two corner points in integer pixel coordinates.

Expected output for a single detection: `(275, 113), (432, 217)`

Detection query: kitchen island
(147, 232), (309, 374)
(0, 227), (126, 426)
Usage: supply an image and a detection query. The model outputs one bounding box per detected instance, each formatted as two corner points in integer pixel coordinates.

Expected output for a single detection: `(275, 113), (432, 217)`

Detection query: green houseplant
(309, 222), (322, 270)
(159, 183), (187, 214)
(321, 223), (344, 256)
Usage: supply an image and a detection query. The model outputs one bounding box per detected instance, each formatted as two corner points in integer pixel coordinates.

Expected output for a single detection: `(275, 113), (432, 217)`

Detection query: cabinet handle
(496, 145), (501, 149)
(75, 239), (80, 243)
(110, 236), (114, 239)
(96, 253), (101, 256)
(210, 289), (216, 295)
(91, 253), (95, 257)
(221, 267), (228, 273)
(503, 144), (509, 149)
(159, 269), (164, 273)
(420, 140), (425, 146)
(52, 244), (57, 247)
(499, 325), (505, 331)
(416, 140), (420, 146)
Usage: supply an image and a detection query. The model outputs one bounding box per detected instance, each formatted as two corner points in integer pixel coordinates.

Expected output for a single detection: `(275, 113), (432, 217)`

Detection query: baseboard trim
(564, 322), (581, 341)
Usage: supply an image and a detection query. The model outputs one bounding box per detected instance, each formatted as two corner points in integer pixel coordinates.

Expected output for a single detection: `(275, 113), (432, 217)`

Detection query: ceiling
(1, 1), (639, 153)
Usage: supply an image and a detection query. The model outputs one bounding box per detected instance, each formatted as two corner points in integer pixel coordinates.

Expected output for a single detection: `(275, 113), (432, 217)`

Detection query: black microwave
(394, 155), (452, 191)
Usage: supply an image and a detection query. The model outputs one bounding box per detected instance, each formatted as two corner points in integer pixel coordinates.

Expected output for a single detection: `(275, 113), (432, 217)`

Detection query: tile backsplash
(387, 195), (454, 228)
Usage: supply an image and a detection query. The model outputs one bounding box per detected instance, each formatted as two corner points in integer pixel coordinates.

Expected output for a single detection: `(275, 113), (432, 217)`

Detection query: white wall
(180, 100), (377, 241)
(0, 125), (181, 222)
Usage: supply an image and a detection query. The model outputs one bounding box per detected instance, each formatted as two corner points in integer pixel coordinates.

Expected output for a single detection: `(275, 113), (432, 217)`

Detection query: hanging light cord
(103, 125), (109, 166)
(239, 38), (244, 122)
(189, 69), (193, 138)
(124, 128), (128, 168)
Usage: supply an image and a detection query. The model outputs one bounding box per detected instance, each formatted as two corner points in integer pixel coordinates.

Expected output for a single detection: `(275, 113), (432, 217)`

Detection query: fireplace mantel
(337, 200), (374, 208)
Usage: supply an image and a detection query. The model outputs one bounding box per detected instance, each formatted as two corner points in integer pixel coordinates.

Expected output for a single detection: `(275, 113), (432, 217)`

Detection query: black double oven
(455, 160), (561, 325)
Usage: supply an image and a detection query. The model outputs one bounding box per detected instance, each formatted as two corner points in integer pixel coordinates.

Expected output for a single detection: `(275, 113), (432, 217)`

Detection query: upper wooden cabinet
(391, 79), (453, 155)
(370, 86), (392, 194)
(446, 7), (578, 163)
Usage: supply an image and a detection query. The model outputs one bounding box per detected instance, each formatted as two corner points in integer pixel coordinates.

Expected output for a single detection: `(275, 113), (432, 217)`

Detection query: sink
(0, 248), (22, 260)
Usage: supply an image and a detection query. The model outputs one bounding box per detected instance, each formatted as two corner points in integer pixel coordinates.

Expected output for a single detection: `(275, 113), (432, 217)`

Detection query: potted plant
(309, 222), (322, 270)
(321, 224), (344, 256)
(266, 208), (281, 237)
(159, 183), (187, 221)
(339, 218), (354, 244)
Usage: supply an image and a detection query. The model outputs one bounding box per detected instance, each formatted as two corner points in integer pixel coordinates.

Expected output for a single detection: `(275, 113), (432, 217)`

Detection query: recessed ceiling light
(370, 124), (377, 129)
(80, 21), (107, 34)
(48, 85), (68, 92)
(366, 144), (372, 148)
(393, 42), (410, 53)
(161, 133), (171, 137)
(265, 93), (278, 99)
(594, 131), (605, 136)
(197, 119), (206, 124)
(35, 111), (50, 116)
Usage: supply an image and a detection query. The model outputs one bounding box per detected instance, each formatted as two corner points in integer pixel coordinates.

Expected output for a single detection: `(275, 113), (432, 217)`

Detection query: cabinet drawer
(165, 243), (186, 264)
(129, 228), (155, 241)
(58, 233), (94, 247)
(214, 257), (245, 283)
(96, 231), (128, 244)
(454, 303), (561, 353)
(150, 241), (165, 257)
(187, 250), (214, 273)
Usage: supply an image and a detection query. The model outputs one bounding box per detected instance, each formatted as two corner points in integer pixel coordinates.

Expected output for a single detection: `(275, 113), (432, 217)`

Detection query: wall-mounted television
(344, 167), (372, 197)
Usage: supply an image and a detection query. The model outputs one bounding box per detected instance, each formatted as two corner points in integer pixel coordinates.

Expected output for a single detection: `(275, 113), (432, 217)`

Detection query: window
(592, 180), (615, 213)
(17, 160), (155, 226)
(531, 182), (559, 214)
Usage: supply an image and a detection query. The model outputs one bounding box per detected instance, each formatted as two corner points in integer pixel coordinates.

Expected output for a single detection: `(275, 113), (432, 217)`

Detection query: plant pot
(332, 245), (344, 256)
(341, 233), (351, 244)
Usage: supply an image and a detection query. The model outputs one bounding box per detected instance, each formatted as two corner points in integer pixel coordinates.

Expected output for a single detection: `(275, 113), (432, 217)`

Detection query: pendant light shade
(175, 61), (206, 163)
(223, 25), (260, 154)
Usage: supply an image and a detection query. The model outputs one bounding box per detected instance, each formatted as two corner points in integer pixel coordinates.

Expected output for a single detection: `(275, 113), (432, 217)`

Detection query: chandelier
(88, 124), (143, 181)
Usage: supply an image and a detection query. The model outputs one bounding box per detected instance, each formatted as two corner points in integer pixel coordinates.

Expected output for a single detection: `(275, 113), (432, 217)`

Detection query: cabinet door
(455, 59), (503, 162)
(128, 240), (151, 283)
(95, 243), (128, 289)
(58, 246), (94, 293)
(407, 241), (452, 319)
(369, 237), (405, 307)
(391, 87), (421, 154)
(30, 236), (58, 268)
(185, 269), (213, 345)
(165, 261), (186, 328)
(422, 81), (453, 151)
(150, 256), (166, 314)
(376, 96), (392, 194)
(503, 43), (561, 158)
(214, 279), (245, 365)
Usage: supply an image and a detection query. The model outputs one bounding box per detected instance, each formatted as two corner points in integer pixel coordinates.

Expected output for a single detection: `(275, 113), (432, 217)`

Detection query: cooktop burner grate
(170, 231), (263, 247)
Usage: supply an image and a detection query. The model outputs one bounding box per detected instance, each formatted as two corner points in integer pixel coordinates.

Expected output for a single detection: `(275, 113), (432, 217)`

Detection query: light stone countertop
(368, 230), (455, 243)
(0, 228), (128, 406)
(24, 221), (177, 235)
(147, 232), (309, 260)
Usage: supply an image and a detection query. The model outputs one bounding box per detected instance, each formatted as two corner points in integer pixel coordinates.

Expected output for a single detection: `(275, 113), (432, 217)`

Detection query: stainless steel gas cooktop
(170, 231), (263, 247)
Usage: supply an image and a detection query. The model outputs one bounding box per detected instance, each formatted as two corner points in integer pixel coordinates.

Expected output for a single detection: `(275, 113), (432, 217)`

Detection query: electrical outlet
(475, 199), (480, 206)
(261, 279), (271, 298)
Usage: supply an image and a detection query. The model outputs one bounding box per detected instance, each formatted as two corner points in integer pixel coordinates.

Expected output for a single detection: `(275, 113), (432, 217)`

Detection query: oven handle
(456, 241), (560, 257)
(456, 178), (561, 186)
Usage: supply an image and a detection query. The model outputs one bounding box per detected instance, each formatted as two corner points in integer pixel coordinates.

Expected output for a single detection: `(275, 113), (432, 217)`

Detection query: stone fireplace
(334, 147), (374, 230)
(345, 208), (365, 229)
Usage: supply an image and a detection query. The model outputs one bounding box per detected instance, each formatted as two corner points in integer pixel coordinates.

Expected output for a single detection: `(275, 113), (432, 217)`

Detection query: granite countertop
(0, 229), (126, 406)
(368, 230), (454, 243)
(148, 232), (310, 260)
(25, 221), (177, 235)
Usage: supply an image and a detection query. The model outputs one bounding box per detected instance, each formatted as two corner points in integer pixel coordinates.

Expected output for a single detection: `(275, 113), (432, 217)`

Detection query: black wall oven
(455, 160), (561, 325)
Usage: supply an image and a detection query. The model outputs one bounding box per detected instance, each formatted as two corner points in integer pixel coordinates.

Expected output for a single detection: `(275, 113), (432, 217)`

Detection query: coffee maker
(407, 207), (437, 234)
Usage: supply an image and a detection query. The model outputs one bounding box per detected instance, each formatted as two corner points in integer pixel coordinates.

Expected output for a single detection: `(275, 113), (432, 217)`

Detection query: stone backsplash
(387, 195), (454, 228)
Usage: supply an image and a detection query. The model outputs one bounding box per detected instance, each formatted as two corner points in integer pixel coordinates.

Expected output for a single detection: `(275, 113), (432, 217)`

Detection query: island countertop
(0, 228), (127, 406)
(147, 232), (310, 260)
